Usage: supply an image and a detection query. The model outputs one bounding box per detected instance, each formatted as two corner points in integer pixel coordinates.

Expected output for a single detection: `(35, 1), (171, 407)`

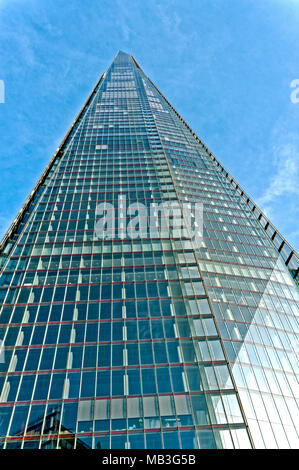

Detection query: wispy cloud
(255, 121), (299, 252)
(256, 133), (299, 207)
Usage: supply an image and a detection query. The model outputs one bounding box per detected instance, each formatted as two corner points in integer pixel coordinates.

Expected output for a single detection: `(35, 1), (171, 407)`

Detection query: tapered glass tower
(0, 51), (298, 450)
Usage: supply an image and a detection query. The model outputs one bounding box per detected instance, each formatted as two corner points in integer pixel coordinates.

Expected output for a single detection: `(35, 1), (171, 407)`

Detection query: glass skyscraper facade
(0, 51), (298, 450)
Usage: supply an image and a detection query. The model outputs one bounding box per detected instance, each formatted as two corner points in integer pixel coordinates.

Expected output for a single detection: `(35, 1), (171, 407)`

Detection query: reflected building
(4, 408), (90, 449)
(0, 51), (298, 449)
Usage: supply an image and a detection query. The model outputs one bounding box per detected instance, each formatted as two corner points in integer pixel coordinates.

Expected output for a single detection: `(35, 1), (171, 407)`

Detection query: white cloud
(256, 133), (299, 207)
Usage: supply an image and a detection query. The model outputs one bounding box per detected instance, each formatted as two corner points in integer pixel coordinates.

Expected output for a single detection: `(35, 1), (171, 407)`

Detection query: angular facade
(0, 51), (298, 449)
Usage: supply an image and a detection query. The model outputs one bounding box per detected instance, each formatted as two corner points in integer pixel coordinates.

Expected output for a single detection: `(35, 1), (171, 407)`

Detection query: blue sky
(0, 0), (298, 251)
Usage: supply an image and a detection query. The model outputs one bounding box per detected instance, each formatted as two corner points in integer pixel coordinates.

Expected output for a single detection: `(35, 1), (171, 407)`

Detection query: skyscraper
(0, 51), (298, 450)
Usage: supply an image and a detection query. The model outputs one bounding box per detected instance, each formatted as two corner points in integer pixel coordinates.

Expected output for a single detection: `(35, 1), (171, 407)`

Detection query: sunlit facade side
(0, 51), (298, 449)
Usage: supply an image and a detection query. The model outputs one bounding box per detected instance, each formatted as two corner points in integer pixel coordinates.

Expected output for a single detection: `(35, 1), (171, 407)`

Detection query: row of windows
(213, 302), (297, 333)
(11, 231), (281, 274)
(0, 316), (217, 347)
(202, 262), (294, 289)
(1, 265), (202, 289)
(0, 362), (238, 404)
(1, 426), (251, 449)
(206, 282), (297, 313)
(199, 247), (279, 269)
(0, 297), (206, 325)
(0, 279), (208, 307)
(200, 236), (275, 258)
(0, 340), (226, 372)
(1, 364), (235, 407)
(4, 251), (197, 273)
(0, 390), (245, 437)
